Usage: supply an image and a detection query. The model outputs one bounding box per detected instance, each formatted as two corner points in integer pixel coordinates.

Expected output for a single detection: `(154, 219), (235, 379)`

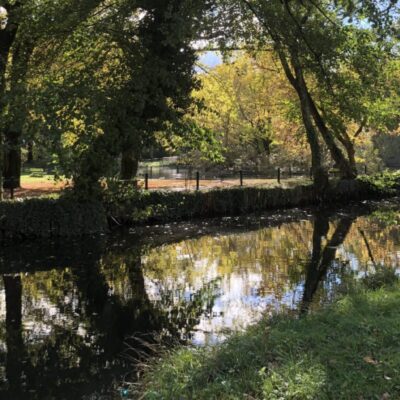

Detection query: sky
(198, 51), (222, 68)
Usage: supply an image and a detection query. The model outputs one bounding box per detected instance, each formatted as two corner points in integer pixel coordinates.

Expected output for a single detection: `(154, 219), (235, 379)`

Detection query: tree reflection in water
(300, 212), (355, 314)
(0, 240), (219, 399)
(0, 205), (399, 399)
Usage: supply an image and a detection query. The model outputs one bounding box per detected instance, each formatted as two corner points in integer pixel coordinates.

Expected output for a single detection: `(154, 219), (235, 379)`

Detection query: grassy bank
(139, 277), (400, 399)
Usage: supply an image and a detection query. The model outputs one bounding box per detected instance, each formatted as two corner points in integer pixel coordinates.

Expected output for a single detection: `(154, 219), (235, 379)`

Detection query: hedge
(105, 177), (397, 226)
(2, 172), (399, 240)
(0, 198), (108, 241)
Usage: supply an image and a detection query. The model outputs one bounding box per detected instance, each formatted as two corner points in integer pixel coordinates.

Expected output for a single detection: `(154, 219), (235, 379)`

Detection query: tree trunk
(277, 51), (329, 194)
(298, 88), (329, 194)
(3, 130), (21, 189)
(120, 149), (139, 181)
(338, 133), (357, 173)
(0, 12), (19, 199)
(305, 92), (357, 179)
(27, 141), (34, 163)
(289, 55), (356, 180)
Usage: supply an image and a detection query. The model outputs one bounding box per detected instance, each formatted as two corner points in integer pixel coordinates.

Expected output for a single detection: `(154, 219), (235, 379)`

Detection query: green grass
(20, 174), (56, 183)
(139, 280), (400, 399)
(140, 160), (175, 168)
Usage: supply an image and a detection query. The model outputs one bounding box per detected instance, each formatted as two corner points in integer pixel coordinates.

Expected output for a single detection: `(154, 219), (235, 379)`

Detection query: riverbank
(1, 171), (399, 240)
(138, 275), (400, 399)
(105, 172), (400, 226)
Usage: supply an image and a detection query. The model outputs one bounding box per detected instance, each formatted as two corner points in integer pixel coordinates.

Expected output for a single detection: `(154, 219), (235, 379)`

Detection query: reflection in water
(0, 204), (400, 398)
(4, 275), (23, 397)
(300, 213), (355, 314)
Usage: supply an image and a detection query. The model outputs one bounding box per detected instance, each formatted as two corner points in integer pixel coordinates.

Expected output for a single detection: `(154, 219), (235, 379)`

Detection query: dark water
(1, 201), (400, 399)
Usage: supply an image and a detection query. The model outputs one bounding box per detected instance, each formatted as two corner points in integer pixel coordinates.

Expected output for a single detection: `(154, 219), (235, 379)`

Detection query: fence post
(240, 170), (243, 187)
(364, 165), (367, 175)
(176, 165), (179, 174)
(196, 171), (200, 190)
(145, 173), (149, 190)
(277, 168), (281, 184)
(288, 166), (292, 178)
(149, 166), (153, 178)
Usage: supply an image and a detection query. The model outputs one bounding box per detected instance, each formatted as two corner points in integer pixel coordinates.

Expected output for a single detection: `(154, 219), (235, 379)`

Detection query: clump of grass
(362, 265), (399, 291)
(137, 284), (400, 399)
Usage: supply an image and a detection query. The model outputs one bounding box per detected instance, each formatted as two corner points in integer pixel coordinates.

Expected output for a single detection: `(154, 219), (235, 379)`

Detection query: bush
(362, 265), (399, 290)
(358, 170), (400, 196)
(0, 198), (108, 241)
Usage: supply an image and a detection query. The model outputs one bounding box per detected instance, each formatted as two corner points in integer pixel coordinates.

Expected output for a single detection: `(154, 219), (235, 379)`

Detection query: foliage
(358, 170), (400, 195)
(362, 265), (399, 290)
(139, 282), (400, 399)
(104, 174), (400, 225)
(25, 0), (210, 194)
(184, 53), (309, 170)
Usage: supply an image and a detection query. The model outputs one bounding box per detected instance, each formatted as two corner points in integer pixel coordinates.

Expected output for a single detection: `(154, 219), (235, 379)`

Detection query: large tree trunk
(120, 149), (139, 181)
(1, 34), (34, 190)
(290, 55), (357, 180)
(278, 51), (329, 194)
(3, 130), (21, 189)
(0, 9), (19, 199)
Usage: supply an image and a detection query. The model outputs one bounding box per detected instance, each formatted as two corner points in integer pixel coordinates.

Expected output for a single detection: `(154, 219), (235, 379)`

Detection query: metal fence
(134, 162), (378, 191)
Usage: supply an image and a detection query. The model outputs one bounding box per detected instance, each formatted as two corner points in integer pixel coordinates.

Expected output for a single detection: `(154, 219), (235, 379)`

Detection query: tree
(0, 0), (103, 194)
(27, 0), (212, 196)
(213, 0), (399, 191)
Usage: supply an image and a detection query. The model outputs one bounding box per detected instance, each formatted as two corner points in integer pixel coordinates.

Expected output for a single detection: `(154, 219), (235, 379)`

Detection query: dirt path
(4, 176), (309, 199)
(3, 178), (67, 199)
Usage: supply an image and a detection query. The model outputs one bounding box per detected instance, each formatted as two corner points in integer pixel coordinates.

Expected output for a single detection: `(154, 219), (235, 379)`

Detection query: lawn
(139, 277), (400, 400)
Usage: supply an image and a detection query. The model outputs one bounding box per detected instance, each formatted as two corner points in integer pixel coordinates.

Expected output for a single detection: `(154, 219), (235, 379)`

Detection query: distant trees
(186, 53), (309, 171)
